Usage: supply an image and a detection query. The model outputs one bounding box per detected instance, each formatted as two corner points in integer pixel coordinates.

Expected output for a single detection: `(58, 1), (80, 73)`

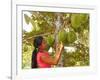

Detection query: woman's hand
(59, 42), (64, 52)
(56, 42), (64, 52)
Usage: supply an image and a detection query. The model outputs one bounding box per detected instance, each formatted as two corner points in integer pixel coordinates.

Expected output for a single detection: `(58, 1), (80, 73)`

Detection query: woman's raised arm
(41, 42), (64, 65)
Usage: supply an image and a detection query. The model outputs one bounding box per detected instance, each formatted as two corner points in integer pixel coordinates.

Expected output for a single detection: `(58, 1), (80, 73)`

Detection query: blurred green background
(22, 11), (89, 69)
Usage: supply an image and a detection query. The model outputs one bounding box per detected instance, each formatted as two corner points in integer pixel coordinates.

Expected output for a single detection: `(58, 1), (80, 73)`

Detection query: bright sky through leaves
(23, 11), (32, 32)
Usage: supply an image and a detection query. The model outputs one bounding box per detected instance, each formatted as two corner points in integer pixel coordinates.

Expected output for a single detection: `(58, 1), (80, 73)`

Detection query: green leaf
(24, 14), (30, 24)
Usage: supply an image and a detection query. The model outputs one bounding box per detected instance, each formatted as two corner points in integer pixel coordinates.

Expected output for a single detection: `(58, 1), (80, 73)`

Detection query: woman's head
(33, 36), (46, 50)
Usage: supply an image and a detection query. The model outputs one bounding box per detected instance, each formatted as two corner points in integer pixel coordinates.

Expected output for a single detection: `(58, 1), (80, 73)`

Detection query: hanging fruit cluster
(46, 35), (55, 47)
(58, 30), (77, 45)
(71, 13), (89, 32)
(67, 31), (77, 44)
(58, 30), (67, 44)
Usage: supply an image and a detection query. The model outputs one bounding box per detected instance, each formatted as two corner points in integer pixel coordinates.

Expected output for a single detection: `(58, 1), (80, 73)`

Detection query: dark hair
(31, 36), (43, 68)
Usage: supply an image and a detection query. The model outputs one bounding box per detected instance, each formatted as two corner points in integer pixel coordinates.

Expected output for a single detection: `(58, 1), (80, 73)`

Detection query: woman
(31, 36), (64, 68)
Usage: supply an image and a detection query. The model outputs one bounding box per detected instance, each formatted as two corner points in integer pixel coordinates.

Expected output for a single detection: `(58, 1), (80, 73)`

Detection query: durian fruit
(58, 30), (67, 44)
(66, 31), (77, 44)
(71, 14), (88, 31)
(47, 35), (55, 47)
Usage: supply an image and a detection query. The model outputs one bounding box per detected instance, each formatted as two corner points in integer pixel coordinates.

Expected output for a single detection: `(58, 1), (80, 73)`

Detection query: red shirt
(37, 51), (51, 68)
